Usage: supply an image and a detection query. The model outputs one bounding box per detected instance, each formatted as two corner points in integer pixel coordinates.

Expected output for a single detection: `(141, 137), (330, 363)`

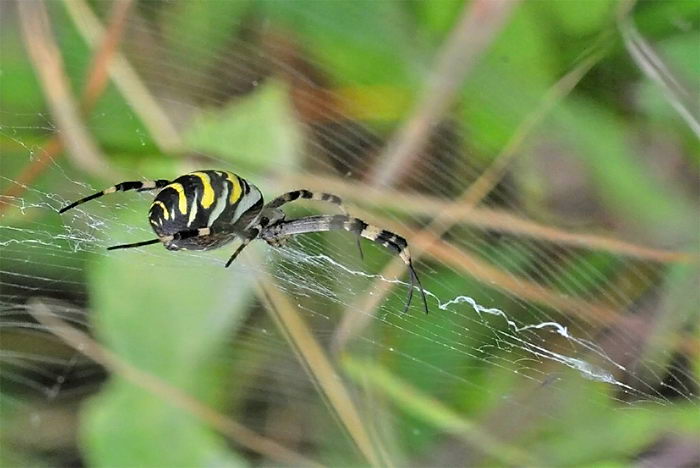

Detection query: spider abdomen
(148, 170), (263, 251)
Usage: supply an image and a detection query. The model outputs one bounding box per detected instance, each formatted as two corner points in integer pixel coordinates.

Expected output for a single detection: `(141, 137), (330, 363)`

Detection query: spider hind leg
(369, 227), (429, 314)
(262, 214), (429, 313)
(265, 190), (363, 260)
(406, 260), (429, 315)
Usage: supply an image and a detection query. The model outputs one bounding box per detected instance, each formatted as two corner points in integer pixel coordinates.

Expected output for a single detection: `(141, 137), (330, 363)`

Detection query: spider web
(1, 1), (698, 466)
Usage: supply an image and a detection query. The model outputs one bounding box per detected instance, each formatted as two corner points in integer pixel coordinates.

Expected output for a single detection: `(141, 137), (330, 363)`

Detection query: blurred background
(1, 0), (698, 466)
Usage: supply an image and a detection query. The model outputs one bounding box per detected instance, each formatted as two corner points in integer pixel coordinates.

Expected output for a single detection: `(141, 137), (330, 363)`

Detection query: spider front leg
(59, 179), (171, 213)
(224, 227), (260, 267)
(106, 227), (213, 251)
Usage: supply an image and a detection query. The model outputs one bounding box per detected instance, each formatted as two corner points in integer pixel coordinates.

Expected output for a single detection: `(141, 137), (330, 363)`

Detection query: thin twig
(282, 172), (692, 264)
(255, 270), (385, 467)
(63, 0), (183, 153)
(333, 50), (611, 350)
(80, 0), (134, 112)
(618, 0), (700, 137)
(18, 0), (112, 178)
(1, 0), (134, 213)
(369, 0), (521, 187)
(343, 356), (537, 467)
(28, 303), (322, 467)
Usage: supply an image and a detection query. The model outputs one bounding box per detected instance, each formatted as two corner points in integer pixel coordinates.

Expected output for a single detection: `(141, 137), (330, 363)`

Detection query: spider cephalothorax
(59, 170), (428, 313)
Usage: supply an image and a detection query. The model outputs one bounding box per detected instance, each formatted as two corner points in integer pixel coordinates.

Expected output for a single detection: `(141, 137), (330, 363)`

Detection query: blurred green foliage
(83, 222), (252, 466)
(1, 0), (698, 466)
(186, 81), (303, 172)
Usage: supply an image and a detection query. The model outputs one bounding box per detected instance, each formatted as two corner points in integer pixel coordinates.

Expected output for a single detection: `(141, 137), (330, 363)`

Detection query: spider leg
(264, 190), (364, 260)
(407, 260), (429, 315)
(59, 179), (171, 213)
(107, 238), (162, 250)
(265, 189), (345, 212)
(106, 227), (211, 251)
(262, 215), (428, 313)
(224, 227), (260, 268)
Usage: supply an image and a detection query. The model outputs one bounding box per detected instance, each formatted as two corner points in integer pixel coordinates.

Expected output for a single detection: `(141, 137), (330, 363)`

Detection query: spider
(59, 170), (428, 313)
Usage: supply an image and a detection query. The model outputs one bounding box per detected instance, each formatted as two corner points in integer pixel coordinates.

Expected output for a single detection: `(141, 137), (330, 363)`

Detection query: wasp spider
(59, 170), (428, 313)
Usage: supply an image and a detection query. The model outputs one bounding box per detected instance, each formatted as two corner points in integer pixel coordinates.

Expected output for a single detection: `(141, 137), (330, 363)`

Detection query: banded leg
(106, 227), (212, 251)
(261, 215), (429, 314)
(264, 190), (347, 213)
(59, 179), (171, 214)
(224, 228), (260, 267)
(265, 190), (364, 258)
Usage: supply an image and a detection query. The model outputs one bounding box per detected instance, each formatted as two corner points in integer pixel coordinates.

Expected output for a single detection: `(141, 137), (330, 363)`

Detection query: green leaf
(460, 4), (558, 155)
(530, 378), (658, 465)
(634, 0), (700, 38)
(0, 25), (44, 127)
(185, 81), (302, 173)
(481, 3), (558, 91)
(548, 0), (617, 36)
(409, 0), (466, 41)
(81, 208), (254, 466)
(260, 0), (423, 86)
(556, 98), (696, 239)
(162, 0), (252, 73)
(84, 384), (246, 468)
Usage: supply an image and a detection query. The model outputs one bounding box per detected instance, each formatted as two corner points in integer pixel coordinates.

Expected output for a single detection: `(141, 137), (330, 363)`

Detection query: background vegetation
(1, 0), (698, 466)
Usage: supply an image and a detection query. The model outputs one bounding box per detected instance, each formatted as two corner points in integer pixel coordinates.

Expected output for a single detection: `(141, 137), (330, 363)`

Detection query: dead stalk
(334, 50), (617, 350)
(63, 0), (183, 152)
(2, 0), (134, 213)
(370, 0), (521, 186)
(255, 270), (386, 467)
(28, 303), (322, 467)
(18, 0), (112, 178)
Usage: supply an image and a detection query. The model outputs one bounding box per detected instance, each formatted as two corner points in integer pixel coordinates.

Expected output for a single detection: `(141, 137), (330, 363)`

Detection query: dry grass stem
(1, 0), (134, 213)
(332, 46), (687, 349)
(63, 0), (183, 153)
(618, 0), (700, 137)
(353, 210), (621, 322)
(370, 0), (521, 186)
(333, 206), (624, 352)
(254, 268), (385, 467)
(18, 0), (112, 179)
(284, 173), (691, 264)
(413, 230), (620, 323)
(28, 303), (322, 467)
(80, 0), (134, 112)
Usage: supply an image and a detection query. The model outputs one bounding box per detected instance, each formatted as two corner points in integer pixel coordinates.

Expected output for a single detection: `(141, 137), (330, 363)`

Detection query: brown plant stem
(28, 302), (322, 467)
(255, 271), (385, 467)
(17, 0), (112, 179)
(369, 0), (520, 187)
(2, 0), (134, 213)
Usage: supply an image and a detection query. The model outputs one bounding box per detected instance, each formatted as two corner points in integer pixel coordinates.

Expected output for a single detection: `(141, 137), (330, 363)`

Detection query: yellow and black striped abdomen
(148, 170), (263, 250)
